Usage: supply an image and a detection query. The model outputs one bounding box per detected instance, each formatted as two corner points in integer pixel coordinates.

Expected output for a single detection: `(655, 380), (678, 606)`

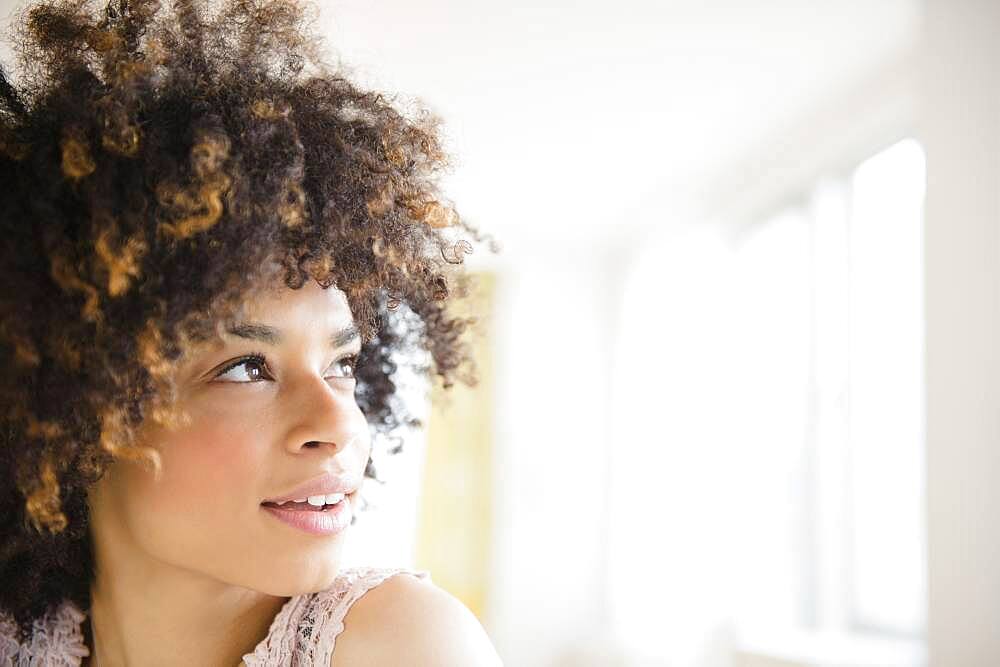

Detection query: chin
(246, 542), (347, 596)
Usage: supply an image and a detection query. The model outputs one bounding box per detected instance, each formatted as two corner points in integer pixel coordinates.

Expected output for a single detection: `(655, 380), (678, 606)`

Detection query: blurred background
(5, 1), (1000, 665)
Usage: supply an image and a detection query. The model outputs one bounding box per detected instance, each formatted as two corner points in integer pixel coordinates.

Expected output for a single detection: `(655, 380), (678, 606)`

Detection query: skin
(82, 278), (374, 665)
(330, 572), (504, 666)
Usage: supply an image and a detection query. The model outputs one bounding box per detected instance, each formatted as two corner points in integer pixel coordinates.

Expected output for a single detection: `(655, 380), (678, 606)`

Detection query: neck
(81, 467), (293, 666)
(83, 569), (289, 667)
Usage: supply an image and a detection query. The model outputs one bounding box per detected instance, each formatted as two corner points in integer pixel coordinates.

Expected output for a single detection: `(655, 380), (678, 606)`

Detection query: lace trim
(0, 566), (429, 667)
(241, 566), (431, 667)
(0, 612), (19, 666)
(0, 600), (90, 666)
(311, 567), (431, 665)
(239, 586), (308, 667)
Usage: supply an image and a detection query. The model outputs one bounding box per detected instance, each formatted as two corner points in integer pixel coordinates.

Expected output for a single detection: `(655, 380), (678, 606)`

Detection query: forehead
(172, 281), (361, 382)
(189, 281), (360, 354)
(238, 280), (354, 324)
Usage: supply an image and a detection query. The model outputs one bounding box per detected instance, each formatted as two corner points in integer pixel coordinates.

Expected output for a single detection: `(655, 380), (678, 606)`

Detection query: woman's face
(88, 279), (371, 595)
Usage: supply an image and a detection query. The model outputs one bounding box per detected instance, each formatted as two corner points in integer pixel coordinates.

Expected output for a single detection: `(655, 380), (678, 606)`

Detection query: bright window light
(609, 137), (927, 665)
(847, 138), (926, 635)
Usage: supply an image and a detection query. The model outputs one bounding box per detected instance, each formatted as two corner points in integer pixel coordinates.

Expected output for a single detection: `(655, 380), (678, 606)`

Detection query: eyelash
(214, 351), (360, 382)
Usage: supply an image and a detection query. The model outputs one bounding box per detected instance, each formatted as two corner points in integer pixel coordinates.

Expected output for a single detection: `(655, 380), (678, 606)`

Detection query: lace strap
(0, 600), (90, 666)
(0, 610), (20, 666)
(241, 566), (431, 667)
(310, 566), (431, 665)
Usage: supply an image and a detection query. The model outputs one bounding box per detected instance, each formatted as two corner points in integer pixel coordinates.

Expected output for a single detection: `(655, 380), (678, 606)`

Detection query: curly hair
(0, 0), (491, 643)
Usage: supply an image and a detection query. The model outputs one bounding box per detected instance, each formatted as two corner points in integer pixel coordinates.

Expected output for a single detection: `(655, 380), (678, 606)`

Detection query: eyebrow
(225, 322), (360, 349)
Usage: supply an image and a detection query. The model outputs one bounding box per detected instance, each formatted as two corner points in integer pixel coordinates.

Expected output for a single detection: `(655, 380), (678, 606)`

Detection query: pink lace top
(0, 566), (430, 666)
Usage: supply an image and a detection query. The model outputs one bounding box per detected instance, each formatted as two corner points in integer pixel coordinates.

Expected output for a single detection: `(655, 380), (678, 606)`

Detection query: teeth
(268, 494), (345, 507)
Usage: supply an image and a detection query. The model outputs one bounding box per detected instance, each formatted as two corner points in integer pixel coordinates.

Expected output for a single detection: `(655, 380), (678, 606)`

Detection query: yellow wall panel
(415, 272), (495, 620)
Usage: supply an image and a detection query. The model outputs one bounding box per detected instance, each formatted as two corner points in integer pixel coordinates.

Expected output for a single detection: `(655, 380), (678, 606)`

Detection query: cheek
(133, 409), (269, 522)
(108, 406), (286, 586)
(353, 420), (373, 462)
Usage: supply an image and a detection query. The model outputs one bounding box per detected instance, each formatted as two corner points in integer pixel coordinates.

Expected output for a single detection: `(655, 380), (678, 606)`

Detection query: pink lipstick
(260, 492), (354, 536)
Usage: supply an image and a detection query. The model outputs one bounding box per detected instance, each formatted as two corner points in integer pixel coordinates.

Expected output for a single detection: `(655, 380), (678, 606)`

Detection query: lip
(262, 471), (362, 504)
(261, 495), (354, 536)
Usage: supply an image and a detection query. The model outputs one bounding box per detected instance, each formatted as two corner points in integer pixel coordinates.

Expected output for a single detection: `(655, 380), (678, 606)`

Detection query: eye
(213, 353), (272, 383)
(327, 354), (359, 380)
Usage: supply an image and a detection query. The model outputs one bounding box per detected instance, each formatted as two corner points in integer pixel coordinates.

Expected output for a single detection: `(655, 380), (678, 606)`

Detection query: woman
(0, 0), (500, 664)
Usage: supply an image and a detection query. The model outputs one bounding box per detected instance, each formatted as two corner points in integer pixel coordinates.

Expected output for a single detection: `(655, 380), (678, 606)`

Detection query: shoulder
(328, 568), (502, 667)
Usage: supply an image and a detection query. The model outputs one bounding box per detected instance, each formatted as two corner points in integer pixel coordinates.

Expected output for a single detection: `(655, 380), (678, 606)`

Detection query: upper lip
(262, 471), (362, 504)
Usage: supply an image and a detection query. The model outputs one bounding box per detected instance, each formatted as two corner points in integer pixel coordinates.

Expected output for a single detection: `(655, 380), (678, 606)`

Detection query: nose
(280, 372), (369, 457)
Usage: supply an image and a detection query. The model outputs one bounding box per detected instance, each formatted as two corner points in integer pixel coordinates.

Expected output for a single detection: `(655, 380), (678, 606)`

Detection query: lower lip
(260, 495), (353, 536)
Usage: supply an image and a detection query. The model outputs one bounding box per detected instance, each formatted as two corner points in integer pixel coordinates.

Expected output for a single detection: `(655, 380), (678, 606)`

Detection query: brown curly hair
(0, 0), (492, 643)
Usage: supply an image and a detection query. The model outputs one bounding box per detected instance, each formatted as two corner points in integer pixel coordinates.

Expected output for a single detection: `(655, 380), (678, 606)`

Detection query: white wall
(921, 1), (1000, 664)
(485, 242), (628, 666)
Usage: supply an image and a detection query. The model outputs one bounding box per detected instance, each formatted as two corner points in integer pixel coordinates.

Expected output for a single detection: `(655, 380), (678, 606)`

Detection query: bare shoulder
(330, 571), (503, 667)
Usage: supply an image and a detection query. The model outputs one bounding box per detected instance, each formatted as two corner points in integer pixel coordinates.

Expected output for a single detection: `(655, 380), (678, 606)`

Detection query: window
(843, 139), (926, 637)
(610, 138), (927, 666)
